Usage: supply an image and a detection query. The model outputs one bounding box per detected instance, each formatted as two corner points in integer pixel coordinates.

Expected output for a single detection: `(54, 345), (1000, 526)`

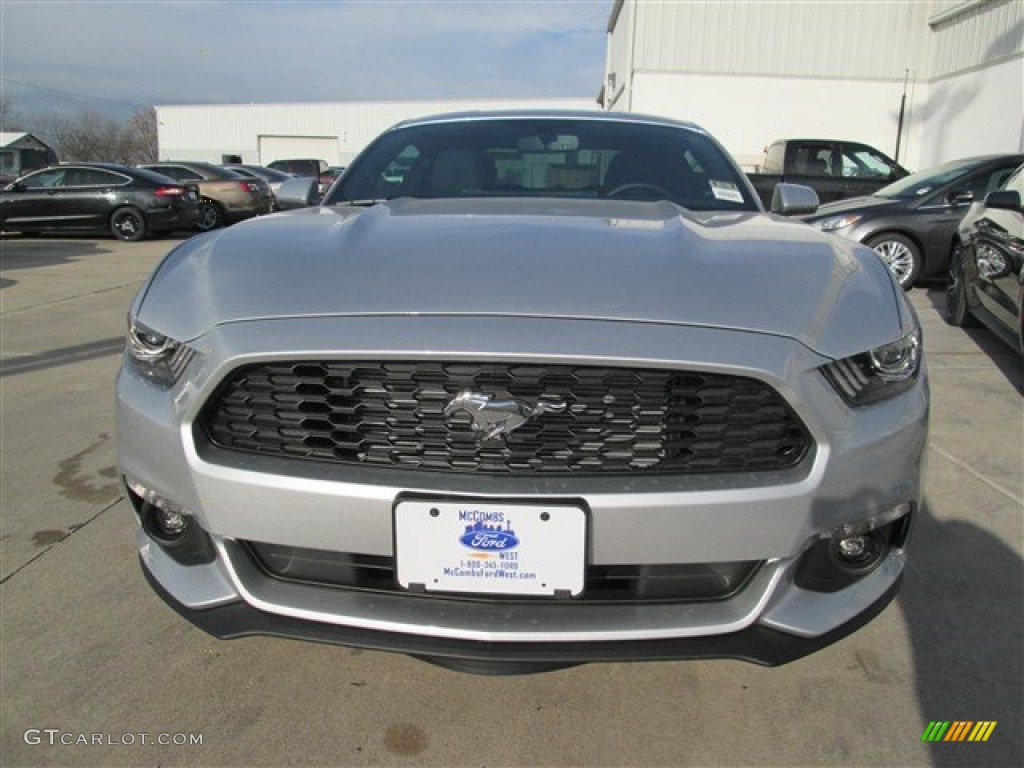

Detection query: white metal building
(602, 0), (1023, 171)
(156, 98), (596, 166)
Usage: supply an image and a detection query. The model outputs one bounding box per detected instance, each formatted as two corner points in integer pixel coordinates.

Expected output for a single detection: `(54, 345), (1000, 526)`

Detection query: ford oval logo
(460, 530), (520, 551)
(460, 519), (520, 551)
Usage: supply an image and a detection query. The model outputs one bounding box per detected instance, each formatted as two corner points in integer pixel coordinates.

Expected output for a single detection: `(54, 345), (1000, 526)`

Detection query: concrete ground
(1, 234), (1021, 767)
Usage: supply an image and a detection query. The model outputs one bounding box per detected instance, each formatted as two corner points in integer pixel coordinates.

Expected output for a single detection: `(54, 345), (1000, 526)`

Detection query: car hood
(807, 195), (904, 219)
(138, 198), (905, 360)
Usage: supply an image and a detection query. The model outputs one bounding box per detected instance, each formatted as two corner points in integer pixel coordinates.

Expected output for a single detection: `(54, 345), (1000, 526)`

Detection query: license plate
(395, 499), (586, 597)
(187, 190), (198, 201)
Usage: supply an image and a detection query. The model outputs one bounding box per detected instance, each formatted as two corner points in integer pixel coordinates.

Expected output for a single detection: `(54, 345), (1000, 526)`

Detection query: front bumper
(142, 550), (902, 668)
(117, 315), (927, 666)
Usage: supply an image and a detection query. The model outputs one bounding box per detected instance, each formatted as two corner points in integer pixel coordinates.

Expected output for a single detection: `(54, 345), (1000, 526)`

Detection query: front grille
(244, 541), (761, 604)
(199, 361), (811, 475)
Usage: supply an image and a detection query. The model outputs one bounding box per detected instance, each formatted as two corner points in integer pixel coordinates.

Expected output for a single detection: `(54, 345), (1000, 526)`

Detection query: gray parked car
(116, 111), (928, 674)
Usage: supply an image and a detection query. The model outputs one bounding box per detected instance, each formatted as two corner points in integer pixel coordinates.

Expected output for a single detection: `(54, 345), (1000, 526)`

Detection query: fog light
(836, 536), (867, 559)
(827, 530), (887, 576)
(152, 506), (188, 538)
(795, 504), (913, 592)
(123, 475), (217, 565)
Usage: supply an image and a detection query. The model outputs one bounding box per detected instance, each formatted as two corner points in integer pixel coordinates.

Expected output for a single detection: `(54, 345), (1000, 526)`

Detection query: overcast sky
(2, 0), (612, 121)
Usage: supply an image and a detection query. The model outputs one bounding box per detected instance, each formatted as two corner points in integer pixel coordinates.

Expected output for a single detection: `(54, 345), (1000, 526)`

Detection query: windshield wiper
(338, 198), (393, 207)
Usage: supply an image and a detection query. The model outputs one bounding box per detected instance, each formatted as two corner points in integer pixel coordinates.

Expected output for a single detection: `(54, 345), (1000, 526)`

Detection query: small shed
(0, 132), (59, 183)
(0, 131), (54, 153)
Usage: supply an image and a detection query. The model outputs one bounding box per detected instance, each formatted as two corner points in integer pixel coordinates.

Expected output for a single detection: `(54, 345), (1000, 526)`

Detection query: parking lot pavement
(1, 236), (1020, 767)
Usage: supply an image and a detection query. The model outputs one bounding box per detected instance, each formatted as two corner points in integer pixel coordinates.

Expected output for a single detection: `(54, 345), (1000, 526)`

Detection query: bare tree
(21, 106), (158, 164)
(1, 94), (22, 132)
(57, 110), (124, 161)
(122, 107), (158, 164)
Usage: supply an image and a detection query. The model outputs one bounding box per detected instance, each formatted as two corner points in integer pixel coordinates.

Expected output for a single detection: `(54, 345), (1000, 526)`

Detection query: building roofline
(153, 97), (595, 112)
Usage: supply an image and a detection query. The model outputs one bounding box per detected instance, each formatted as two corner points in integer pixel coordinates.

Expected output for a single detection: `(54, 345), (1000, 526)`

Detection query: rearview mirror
(517, 134), (580, 152)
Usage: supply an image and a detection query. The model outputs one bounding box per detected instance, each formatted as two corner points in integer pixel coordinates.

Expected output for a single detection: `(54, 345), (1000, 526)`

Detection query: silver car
(116, 111), (928, 674)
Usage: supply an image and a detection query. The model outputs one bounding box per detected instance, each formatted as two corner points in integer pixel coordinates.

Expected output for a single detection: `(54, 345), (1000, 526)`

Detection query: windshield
(326, 118), (759, 212)
(874, 158), (984, 199)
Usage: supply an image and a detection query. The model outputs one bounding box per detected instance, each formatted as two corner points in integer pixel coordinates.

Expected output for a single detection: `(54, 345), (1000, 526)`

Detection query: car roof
(142, 161), (244, 178)
(39, 162), (180, 185)
(389, 109), (708, 135)
(57, 161), (134, 171)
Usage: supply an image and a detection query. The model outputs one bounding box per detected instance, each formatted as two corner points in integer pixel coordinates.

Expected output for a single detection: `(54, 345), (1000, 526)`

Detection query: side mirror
(274, 177), (320, 210)
(3, 181), (23, 192)
(947, 188), (974, 207)
(983, 189), (1022, 212)
(771, 183), (819, 216)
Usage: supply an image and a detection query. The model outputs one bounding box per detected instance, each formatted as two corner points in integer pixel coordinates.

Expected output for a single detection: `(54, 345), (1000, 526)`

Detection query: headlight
(822, 329), (921, 405)
(812, 213), (863, 232)
(125, 318), (194, 386)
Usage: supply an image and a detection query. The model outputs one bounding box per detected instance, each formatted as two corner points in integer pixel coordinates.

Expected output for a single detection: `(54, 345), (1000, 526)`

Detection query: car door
(56, 167), (130, 229)
(913, 160), (1022, 274)
(786, 142), (844, 202)
(0, 167), (69, 230)
(973, 166), (1024, 334)
(838, 142), (903, 197)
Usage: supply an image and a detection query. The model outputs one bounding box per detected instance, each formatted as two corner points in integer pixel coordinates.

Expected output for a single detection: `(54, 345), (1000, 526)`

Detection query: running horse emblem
(444, 391), (567, 441)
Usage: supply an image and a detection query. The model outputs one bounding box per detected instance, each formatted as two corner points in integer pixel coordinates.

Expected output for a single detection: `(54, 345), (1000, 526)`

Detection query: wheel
(110, 207), (147, 242)
(867, 233), (920, 290)
(944, 244), (976, 327)
(196, 201), (224, 232)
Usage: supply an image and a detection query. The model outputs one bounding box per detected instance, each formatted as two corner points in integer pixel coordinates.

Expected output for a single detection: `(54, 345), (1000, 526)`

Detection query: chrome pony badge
(444, 391), (566, 441)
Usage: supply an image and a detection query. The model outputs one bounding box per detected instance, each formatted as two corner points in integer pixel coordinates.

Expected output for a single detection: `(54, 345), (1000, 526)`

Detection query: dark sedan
(0, 163), (200, 241)
(804, 154), (1024, 289)
(946, 163), (1024, 353)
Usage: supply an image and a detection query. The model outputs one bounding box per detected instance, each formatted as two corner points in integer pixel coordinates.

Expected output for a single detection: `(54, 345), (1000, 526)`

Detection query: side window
(983, 165), (1017, 197)
(64, 168), (127, 187)
(1002, 165), (1024, 196)
(962, 165), (1019, 200)
(154, 166), (197, 181)
(840, 145), (895, 179)
(792, 144), (833, 177)
(20, 168), (67, 189)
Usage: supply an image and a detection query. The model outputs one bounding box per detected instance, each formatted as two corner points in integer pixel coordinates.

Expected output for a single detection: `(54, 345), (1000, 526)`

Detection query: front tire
(867, 233), (920, 290)
(110, 207), (147, 242)
(196, 201), (224, 232)
(945, 245), (976, 327)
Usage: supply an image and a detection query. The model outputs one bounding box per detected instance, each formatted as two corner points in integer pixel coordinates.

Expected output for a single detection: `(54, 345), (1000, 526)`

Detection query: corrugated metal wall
(630, 0), (930, 81)
(930, 0), (1023, 79)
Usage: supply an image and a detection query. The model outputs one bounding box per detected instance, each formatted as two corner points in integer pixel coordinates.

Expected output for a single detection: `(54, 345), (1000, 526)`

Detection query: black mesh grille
(244, 542), (761, 604)
(199, 361), (811, 475)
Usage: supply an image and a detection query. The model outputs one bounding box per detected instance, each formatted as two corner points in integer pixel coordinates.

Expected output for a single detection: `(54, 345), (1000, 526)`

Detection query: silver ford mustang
(116, 111), (928, 673)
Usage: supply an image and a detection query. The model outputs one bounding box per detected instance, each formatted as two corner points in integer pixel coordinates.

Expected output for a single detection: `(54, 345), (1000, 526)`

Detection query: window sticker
(709, 180), (744, 203)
